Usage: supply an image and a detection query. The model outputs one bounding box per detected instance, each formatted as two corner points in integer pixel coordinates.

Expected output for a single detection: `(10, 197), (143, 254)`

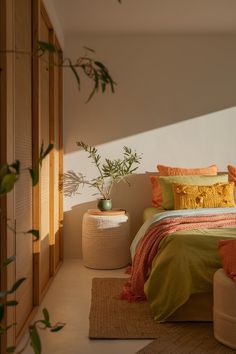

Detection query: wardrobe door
(14, 0), (34, 339)
(38, 8), (52, 296)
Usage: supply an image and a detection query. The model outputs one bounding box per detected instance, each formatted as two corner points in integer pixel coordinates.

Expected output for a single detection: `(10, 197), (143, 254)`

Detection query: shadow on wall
(64, 35), (236, 153)
(64, 173), (151, 258)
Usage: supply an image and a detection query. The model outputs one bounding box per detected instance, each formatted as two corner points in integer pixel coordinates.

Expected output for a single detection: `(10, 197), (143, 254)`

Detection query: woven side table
(82, 209), (131, 269)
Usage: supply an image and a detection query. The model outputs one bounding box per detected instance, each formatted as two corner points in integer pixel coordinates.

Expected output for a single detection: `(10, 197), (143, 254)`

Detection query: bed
(121, 166), (236, 322)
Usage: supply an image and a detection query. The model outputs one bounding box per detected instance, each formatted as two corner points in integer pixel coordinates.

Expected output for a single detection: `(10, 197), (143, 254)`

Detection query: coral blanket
(121, 213), (236, 302)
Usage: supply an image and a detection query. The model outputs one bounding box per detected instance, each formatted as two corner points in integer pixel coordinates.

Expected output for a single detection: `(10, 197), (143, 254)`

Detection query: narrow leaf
(68, 59), (81, 89)
(29, 168), (39, 186)
(42, 308), (50, 325)
(38, 41), (56, 53)
(0, 255), (16, 269)
(94, 61), (106, 70)
(84, 46), (96, 53)
(26, 229), (40, 240)
(40, 142), (44, 160)
(42, 143), (54, 159)
(9, 277), (26, 293)
(6, 300), (18, 307)
(0, 304), (4, 322)
(50, 324), (65, 332)
(29, 326), (41, 354)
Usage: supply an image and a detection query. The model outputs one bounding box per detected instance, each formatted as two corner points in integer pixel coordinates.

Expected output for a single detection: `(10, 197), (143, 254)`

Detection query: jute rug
(89, 278), (235, 353)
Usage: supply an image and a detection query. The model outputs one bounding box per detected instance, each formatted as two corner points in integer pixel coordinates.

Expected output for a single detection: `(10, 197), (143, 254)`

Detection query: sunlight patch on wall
(64, 106), (236, 212)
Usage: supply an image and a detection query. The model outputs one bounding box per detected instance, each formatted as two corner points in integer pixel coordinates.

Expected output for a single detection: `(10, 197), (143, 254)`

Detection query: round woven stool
(213, 268), (236, 350)
(82, 209), (131, 269)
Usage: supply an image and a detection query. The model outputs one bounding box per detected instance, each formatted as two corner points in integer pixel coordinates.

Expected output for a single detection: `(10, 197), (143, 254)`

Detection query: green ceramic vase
(97, 199), (112, 211)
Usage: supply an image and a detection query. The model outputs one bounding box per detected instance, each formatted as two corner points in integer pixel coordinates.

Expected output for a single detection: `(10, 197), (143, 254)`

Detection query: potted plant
(64, 141), (142, 211)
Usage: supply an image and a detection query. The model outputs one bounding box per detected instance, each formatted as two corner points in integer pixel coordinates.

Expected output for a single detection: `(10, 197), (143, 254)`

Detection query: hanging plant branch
(37, 42), (116, 102)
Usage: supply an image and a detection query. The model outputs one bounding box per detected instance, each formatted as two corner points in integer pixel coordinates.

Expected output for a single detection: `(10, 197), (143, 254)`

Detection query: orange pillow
(218, 239), (236, 284)
(228, 165), (236, 184)
(150, 175), (162, 207)
(150, 164), (218, 208)
(157, 164), (218, 176)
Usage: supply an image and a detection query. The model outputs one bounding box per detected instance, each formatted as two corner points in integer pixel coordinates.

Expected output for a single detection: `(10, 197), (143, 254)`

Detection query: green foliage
(25, 229), (40, 241)
(0, 161), (20, 196)
(0, 142), (65, 353)
(38, 42), (116, 102)
(64, 142), (142, 199)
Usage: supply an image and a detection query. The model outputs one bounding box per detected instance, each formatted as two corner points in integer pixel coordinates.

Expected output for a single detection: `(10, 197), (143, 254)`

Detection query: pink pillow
(218, 239), (236, 284)
(228, 165), (236, 184)
(150, 164), (218, 208)
(157, 164), (218, 176)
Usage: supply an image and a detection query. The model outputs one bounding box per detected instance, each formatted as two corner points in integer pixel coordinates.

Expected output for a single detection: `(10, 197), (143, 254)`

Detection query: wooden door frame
(0, 0), (17, 350)
(0, 0), (8, 351)
(33, 0), (63, 304)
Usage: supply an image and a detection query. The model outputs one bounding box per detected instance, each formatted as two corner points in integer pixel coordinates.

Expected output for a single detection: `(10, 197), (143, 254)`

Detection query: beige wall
(42, 0), (64, 47)
(63, 34), (236, 258)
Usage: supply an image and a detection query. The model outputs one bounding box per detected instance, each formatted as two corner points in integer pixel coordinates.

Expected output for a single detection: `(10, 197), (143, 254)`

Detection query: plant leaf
(0, 164), (9, 181)
(42, 143), (54, 159)
(0, 304), (4, 322)
(84, 46), (96, 53)
(29, 326), (41, 354)
(38, 41), (57, 53)
(0, 173), (17, 194)
(6, 346), (16, 353)
(42, 308), (50, 326)
(6, 300), (18, 307)
(9, 277), (26, 293)
(50, 324), (65, 332)
(0, 255), (16, 269)
(68, 59), (81, 89)
(26, 229), (40, 240)
(29, 168), (39, 186)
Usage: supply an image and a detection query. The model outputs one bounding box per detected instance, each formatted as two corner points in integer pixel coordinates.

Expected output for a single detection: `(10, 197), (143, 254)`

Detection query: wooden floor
(17, 259), (151, 354)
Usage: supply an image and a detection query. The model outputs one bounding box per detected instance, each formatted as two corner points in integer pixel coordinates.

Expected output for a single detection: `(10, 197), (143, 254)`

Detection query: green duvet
(144, 227), (236, 322)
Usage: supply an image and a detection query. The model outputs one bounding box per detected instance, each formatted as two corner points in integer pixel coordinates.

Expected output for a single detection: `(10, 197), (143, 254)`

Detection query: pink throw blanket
(121, 213), (236, 301)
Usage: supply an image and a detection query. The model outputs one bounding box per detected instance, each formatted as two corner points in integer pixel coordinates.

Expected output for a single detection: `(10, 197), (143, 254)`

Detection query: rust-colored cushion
(228, 165), (236, 202)
(218, 239), (236, 284)
(157, 164), (218, 176)
(149, 175), (162, 207)
(228, 165), (236, 184)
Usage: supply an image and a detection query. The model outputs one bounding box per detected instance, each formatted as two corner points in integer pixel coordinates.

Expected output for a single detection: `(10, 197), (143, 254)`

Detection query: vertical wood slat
(53, 35), (63, 272)
(57, 37), (64, 263)
(39, 9), (50, 295)
(49, 30), (55, 276)
(32, 0), (41, 306)
(14, 0), (33, 338)
(0, 0), (16, 350)
(0, 0), (8, 351)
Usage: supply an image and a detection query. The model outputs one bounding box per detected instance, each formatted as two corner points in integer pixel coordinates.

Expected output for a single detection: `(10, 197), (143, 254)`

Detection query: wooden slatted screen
(14, 0), (34, 338)
(39, 9), (51, 294)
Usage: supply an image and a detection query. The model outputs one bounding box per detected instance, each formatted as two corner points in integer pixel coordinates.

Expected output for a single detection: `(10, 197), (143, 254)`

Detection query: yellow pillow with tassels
(172, 182), (236, 210)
